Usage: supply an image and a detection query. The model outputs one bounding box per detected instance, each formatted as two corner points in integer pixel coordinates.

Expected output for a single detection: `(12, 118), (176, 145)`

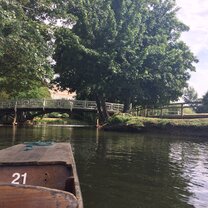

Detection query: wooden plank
(0, 184), (78, 208)
(0, 164), (72, 191)
(0, 143), (73, 165)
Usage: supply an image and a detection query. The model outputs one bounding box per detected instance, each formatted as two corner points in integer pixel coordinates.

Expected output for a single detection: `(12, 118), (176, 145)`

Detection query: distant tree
(183, 86), (198, 103)
(197, 91), (208, 113)
(182, 86), (199, 112)
(202, 92), (208, 111)
(53, 0), (198, 121)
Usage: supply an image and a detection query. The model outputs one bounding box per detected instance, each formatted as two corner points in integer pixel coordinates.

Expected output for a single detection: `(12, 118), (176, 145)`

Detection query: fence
(132, 101), (204, 118)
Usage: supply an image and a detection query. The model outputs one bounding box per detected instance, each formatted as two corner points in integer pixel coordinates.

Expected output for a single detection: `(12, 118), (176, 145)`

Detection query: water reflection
(0, 126), (208, 208)
(169, 142), (208, 208)
(77, 133), (195, 208)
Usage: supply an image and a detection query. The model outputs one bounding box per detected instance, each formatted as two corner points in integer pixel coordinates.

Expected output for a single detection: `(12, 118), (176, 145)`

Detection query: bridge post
(96, 118), (100, 128)
(96, 110), (100, 128)
(43, 99), (46, 111)
(13, 101), (17, 125)
(69, 101), (73, 111)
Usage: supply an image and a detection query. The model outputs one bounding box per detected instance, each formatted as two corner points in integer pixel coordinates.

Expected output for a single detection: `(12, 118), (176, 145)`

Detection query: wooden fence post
(160, 108), (163, 117)
(180, 103), (184, 118)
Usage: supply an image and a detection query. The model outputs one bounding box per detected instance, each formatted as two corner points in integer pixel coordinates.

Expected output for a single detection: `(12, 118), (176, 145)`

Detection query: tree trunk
(95, 94), (109, 123)
(100, 98), (109, 121)
(123, 97), (132, 113)
(95, 95), (105, 123)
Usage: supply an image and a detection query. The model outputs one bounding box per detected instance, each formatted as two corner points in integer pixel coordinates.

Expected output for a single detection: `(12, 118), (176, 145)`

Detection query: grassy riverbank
(103, 114), (208, 137)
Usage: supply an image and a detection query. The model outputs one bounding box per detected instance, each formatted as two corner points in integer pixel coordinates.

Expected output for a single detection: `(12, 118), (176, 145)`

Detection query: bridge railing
(0, 99), (124, 113)
(44, 99), (73, 109)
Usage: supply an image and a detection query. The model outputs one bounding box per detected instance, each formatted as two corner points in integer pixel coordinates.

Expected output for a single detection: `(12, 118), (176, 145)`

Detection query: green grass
(33, 117), (90, 125)
(108, 114), (208, 128)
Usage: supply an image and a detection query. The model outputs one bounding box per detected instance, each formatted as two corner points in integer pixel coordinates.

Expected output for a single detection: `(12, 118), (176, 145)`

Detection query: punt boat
(0, 142), (83, 208)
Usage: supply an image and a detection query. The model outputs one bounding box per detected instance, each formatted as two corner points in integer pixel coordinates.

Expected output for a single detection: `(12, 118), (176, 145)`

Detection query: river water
(0, 125), (208, 208)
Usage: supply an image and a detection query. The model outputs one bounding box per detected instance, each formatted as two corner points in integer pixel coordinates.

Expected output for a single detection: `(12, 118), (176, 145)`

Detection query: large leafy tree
(0, 0), (71, 98)
(134, 0), (197, 107)
(103, 0), (197, 109)
(54, 0), (118, 120)
(54, 0), (197, 120)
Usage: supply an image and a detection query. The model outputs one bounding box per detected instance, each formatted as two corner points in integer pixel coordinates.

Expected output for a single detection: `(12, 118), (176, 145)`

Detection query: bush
(108, 114), (131, 124)
(47, 112), (62, 118)
(197, 91), (208, 113)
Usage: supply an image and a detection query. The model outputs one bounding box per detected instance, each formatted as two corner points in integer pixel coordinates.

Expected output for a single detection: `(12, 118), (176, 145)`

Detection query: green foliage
(46, 112), (63, 118)
(54, 0), (197, 112)
(0, 90), (10, 99)
(0, 0), (198, 106)
(108, 114), (132, 124)
(203, 92), (208, 105)
(197, 91), (208, 113)
(183, 108), (196, 115)
(15, 85), (51, 99)
(0, 1), (53, 95)
(183, 86), (198, 103)
(0, 0), (73, 97)
(109, 114), (208, 128)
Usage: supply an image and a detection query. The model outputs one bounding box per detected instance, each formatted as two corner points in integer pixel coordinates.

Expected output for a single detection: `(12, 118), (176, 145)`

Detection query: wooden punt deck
(0, 142), (83, 208)
(0, 184), (78, 208)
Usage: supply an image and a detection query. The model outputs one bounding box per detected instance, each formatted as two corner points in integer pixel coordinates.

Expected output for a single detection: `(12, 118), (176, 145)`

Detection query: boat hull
(0, 143), (83, 208)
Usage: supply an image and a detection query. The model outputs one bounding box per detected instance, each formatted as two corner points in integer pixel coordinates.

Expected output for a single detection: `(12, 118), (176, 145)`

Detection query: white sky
(176, 0), (208, 97)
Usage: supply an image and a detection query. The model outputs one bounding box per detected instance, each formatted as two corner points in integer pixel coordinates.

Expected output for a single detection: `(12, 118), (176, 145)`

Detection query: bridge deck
(0, 99), (124, 113)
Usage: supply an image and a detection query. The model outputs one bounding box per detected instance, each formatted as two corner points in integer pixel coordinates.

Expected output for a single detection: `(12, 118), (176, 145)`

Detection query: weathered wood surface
(0, 184), (78, 208)
(0, 143), (83, 208)
(0, 164), (72, 191)
(0, 99), (124, 112)
(0, 143), (73, 165)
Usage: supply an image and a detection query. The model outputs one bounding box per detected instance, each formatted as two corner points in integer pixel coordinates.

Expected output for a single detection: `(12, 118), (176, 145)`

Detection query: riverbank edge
(102, 115), (208, 137)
